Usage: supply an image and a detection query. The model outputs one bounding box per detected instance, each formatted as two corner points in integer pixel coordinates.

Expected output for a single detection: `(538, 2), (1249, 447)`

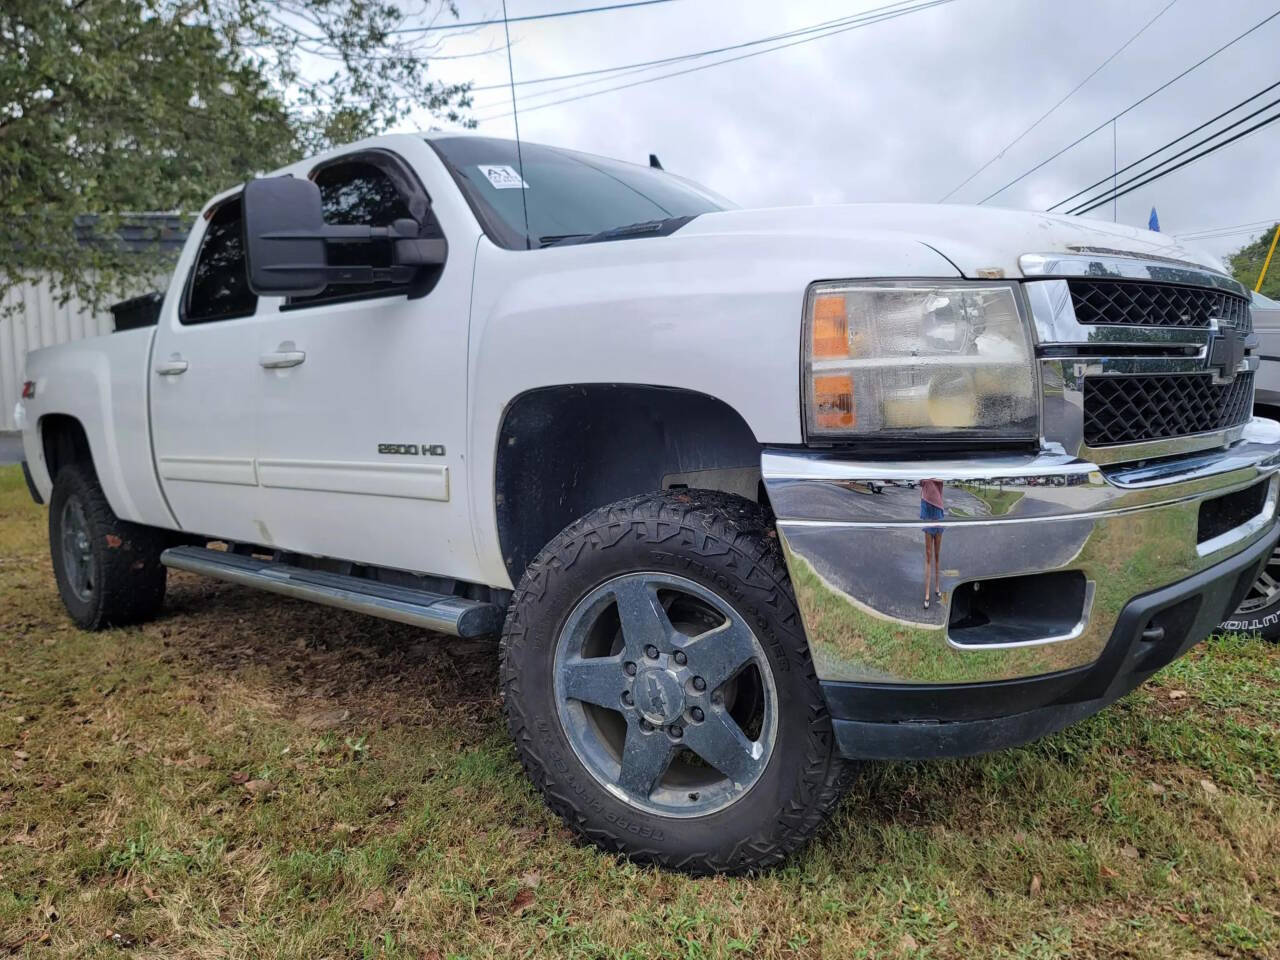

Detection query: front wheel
(500, 490), (850, 874)
(1220, 541), (1280, 640)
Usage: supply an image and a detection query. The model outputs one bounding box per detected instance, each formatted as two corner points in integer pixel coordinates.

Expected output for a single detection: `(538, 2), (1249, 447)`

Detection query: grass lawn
(1, 464), (1279, 958)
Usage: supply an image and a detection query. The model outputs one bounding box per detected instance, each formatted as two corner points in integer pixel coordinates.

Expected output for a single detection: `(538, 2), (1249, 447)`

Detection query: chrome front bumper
(764, 417), (1280, 687)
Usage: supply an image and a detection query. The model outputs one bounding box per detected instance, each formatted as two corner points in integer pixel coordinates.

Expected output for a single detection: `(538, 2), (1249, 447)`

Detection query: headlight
(803, 280), (1038, 440)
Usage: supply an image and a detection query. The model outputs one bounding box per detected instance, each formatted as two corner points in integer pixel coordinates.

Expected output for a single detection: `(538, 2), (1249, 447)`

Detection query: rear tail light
(21, 381), (35, 399)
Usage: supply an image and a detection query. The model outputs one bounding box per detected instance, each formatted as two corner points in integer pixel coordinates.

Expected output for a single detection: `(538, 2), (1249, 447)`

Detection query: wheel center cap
(635, 668), (685, 725)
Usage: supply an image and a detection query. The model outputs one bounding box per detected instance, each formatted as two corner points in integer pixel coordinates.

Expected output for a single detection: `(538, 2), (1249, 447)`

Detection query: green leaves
(0, 0), (472, 314)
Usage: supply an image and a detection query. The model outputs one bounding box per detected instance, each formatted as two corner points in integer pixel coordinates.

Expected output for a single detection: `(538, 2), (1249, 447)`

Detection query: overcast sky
(401, 0), (1280, 262)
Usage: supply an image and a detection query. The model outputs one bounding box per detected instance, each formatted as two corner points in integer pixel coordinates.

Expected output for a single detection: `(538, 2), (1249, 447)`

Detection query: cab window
(182, 197), (256, 324)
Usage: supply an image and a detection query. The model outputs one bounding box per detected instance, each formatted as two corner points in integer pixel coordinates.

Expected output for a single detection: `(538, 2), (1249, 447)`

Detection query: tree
(1, 0), (473, 313)
(1227, 223), (1280, 300)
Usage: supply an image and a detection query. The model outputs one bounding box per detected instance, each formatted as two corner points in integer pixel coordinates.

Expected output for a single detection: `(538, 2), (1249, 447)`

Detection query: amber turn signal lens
(811, 295), (848, 358)
(813, 374), (855, 429)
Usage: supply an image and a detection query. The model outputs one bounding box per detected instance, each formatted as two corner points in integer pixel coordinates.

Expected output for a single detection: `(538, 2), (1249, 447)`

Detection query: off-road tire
(1220, 541), (1280, 641)
(500, 488), (851, 874)
(49, 463), (168, 630)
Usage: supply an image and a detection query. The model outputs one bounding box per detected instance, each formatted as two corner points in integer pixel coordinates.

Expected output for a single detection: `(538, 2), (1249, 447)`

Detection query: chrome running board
(160, 545), (503, 638)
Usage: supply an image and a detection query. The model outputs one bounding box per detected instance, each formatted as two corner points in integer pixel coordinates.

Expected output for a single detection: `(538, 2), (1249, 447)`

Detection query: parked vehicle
(16, 133), (1280, 873)
(1221, 290), (1280, 639)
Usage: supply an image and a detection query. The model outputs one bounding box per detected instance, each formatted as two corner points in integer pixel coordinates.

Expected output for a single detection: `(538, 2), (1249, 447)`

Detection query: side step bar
(160, 546), (504, 638)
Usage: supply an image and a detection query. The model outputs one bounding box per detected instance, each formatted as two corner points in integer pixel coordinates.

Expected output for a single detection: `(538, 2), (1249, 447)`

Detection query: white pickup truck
(17, 132), (1280, 873)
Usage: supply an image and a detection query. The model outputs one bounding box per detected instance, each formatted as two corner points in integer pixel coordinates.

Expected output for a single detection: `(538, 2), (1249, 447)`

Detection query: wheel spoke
(561, 656), (626, 711)
(617, 720), (674, 798)
(611, 577), (677, 658)
(677, 614), (759, 693)
(683, 707), (765, 787)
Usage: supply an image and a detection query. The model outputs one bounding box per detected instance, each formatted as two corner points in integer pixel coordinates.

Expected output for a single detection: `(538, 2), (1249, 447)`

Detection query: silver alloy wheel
(553, 572), (778, 818)
(1236, 543), (1280, 614)
(60, 494), (95, 603)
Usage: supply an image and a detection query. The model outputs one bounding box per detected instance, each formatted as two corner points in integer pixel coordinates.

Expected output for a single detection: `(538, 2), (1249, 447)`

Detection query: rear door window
(182, 197), (256, 324)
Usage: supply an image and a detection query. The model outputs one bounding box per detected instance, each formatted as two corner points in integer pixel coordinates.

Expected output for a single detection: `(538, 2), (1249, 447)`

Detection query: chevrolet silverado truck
(16, 133), (1280, 873)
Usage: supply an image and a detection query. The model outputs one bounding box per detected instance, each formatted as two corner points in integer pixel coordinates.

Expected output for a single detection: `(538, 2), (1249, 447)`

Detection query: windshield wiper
(539, 234), (592, 247)
(537, 217), (696, 249)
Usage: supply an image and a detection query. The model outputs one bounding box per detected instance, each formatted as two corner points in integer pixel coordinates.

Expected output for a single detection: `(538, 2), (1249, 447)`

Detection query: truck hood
(679, 202), (1230, 280)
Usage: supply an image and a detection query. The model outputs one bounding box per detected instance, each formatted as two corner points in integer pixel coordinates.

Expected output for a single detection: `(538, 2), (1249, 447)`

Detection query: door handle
(155, 358), (188, 376)
(259, 350), (306, 369)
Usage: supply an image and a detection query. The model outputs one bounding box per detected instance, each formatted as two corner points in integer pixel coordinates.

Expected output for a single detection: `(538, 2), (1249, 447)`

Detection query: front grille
(1069, 279), (1252, 333)
(1083, 371), (1254, 446)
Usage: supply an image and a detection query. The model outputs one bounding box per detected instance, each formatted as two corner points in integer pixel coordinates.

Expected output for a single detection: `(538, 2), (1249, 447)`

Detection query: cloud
(410, 0), (1280, 260)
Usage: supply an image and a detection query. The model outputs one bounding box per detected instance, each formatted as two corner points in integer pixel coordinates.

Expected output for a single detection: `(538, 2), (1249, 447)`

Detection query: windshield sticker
(477, 164), (529, 189)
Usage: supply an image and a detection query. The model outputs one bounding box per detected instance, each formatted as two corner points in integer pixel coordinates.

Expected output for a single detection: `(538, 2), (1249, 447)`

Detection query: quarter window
(183, 197), (256, 324)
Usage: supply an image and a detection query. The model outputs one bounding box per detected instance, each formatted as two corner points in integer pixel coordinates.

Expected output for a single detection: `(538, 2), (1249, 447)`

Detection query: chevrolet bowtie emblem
(1206, 320), (1244, 384)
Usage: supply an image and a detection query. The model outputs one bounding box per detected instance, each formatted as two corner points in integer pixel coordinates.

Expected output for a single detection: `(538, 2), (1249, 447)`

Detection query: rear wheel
(500, 489), (850, 873)
(49, 464), (168, 629)
(1220, 542), (1280, 640)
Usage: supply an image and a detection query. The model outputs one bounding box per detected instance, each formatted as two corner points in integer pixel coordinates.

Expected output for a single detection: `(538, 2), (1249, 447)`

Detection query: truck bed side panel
(22, 327), (178, 529)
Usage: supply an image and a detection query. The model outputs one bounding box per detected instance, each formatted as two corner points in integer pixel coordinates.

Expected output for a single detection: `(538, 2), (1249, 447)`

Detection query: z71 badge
(377, 443), (446, 456)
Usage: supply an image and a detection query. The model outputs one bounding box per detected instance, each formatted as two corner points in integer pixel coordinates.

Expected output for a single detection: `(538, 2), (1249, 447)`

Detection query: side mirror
(241, 176), (447, 297)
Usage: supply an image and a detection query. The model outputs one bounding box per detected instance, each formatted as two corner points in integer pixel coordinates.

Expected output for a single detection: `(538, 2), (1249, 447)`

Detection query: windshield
(429, 136), (731, 249)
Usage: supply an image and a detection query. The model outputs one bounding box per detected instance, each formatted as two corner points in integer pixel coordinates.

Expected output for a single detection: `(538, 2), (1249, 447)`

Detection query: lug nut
(622, 691), (634, 706)
(673, 650), (687, 666)
(624, 661), (637, 676)
(644, 644), (659, 659)
(690, 706), (704, 723)
(692, 676), (706, 692)
(640, 719), (654, 731)
(711, 691), (724, 706)
(669, 725), (683, 739)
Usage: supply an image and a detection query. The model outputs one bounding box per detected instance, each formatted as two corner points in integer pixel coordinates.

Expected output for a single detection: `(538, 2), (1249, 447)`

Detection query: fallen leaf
(899, 932), (918, 953)
(519, 871), (542, 889)
(1200, 779), (1219, 796)
(1168, 689), (1187, 700)
(228, 771), (249, 785)
(1012, 830), (1028, 845)
(13, 750), (29, 761)
(242, 779), (274, 795)
(332, 822), (357, 834)
(1100, 865), (1119, 878)
(360, 890), (386, 911)
(382, 796), (397, 809)
(188, 755), (213, 769)
(1029, 874), (1042, 896)
(449, 786), (467, 799)
(1147, 782), (1166, 796)
(510, 888), (535, 914)
(1121, 844), (1140, 860)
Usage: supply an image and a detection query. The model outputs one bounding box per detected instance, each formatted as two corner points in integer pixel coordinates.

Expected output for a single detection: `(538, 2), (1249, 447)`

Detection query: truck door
(250, 148), (480, 580)
(150, 195), (267, 543)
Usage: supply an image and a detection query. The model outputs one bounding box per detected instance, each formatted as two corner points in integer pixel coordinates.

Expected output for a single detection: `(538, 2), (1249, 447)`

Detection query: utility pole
(1257, 224), (1280, 292)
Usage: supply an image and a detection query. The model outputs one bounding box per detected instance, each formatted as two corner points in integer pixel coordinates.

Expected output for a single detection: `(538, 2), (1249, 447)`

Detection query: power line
(938, 0), (1179, 203)
(1176, 218), (1280, 239)
(392, 0), (676, 34)
(1050, 79), (1280, 211)
(976, 8), (1280, 205)
(467, 0), (924, 95)
(476, 0), (957, 122)
(1070, 109), (1280, 216)
(1056, 86), (1280, 215)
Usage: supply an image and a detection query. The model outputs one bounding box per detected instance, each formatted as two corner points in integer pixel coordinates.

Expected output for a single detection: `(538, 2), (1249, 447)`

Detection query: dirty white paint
(0, 276), (115, 432)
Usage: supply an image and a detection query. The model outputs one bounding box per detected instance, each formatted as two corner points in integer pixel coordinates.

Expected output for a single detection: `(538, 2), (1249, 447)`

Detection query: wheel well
(40, 414), (94, 482)
(495, 385), (765, 582)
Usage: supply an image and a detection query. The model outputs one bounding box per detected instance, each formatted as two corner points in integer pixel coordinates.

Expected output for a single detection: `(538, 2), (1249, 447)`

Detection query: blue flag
(1148, 207), (1160, 232)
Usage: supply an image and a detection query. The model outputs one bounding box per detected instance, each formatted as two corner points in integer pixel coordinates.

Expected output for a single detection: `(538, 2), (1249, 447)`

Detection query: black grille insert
(1197, 480), (1269, 545)
(1069, 279), (1251, 333)
(1083, 371), (1254, 446)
